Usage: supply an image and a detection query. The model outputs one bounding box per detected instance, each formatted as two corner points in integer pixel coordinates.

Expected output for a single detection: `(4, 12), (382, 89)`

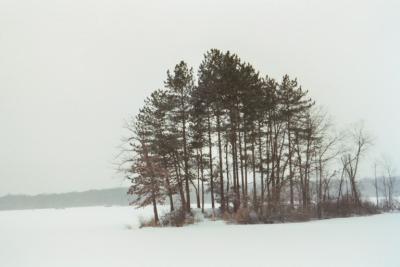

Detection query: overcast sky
(0, 0), (399, 196)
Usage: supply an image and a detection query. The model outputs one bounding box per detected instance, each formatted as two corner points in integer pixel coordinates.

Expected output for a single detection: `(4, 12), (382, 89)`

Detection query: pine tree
(165, 61), (195, 213)
(121, 49), (359, 224)
(198, 49), (226, 212)
(127, 107), (167, 224)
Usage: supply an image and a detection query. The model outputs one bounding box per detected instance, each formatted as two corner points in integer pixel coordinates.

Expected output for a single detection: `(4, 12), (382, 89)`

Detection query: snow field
(0, 206), (399, 267)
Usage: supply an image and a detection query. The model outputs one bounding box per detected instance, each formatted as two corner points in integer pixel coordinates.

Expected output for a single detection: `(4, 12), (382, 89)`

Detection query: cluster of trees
(120, 49), (377, 224)
(373, 159), (398, 210)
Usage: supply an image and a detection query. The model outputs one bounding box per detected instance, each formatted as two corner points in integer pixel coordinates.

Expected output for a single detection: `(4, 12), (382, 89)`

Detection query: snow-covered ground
(0, 206), (399, 267)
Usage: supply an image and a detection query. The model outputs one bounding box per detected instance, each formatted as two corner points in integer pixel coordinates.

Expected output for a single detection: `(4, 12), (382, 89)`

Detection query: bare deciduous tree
(341, 122), (372, 207)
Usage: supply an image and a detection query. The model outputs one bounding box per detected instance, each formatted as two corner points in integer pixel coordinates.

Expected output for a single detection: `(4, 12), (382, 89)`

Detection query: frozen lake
(0, 206), (399, 267)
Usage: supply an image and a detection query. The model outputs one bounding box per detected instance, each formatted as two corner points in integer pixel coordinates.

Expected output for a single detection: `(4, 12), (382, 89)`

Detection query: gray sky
(0, 0), (399, 196)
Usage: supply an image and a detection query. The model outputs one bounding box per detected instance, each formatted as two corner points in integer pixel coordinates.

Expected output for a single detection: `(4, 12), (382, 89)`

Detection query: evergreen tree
(165, 61), (195, 213)
(127, 106), (166, 224)
(120, 49), (368, 224)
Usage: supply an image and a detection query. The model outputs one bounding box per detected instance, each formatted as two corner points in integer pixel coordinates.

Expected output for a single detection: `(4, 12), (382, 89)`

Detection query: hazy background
(0, 0), (399, 196)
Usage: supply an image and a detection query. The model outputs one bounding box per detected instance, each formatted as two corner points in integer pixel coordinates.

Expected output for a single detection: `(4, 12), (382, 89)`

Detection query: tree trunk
(238, 122), (245, 206)
(216, 113), (225, 212)
(152, 192), (159, 224)
(166, 175), (174, 212)
(225, 142), (230, 211)
(257, 121), (264, 211)
(196, 150), (201, 209)
(251, 130), (257, 208)
(200, 149), (205, 213)
(265, 127), (271, 208)
(231, 129), (239, 212)
(287, 121), (294, 208)
(181, 96), (190, 213)
(173, 153), (186, 208)
(163, 157), (174, 212)
(207, 110), (215, 209)
(244, 131), (248, 204)
(317, 158), (323, 218)
(142, 143), (159, 224)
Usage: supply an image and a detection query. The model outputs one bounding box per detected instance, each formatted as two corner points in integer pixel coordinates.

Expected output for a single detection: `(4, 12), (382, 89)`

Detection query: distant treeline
(0, 188), (132, 211)
(0, 179), (397, 211)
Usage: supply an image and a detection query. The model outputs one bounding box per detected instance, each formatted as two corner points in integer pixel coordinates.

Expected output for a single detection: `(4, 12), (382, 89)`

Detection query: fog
(0, 0), (399, 195)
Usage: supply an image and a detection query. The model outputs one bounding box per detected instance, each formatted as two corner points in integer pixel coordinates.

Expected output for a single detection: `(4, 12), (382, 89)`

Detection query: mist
(1, 0), (399, 196)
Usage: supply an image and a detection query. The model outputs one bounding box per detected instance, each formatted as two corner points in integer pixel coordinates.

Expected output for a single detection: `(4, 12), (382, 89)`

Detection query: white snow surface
(0, 206), (399, 267)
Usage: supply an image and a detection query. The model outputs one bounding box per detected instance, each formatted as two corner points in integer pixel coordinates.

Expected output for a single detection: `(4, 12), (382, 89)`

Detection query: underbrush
(226, 199), (381, 225)
(139, 199), (387, 228)
(139, 208), (205, 228)
(321, 199), (379, 218)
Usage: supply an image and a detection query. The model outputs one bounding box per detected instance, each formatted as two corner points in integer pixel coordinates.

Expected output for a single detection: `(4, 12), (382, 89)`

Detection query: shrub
(160, 209), (194, 227)
(233, 207), (260, 224)
(321, 198), (379, 218)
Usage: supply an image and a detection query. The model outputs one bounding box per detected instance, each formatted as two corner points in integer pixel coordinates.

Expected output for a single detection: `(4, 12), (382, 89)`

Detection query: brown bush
(220, 211), (233, 222)
(282, 209), (313, 222)
(236, 208), (260, 224)
(220, 208), (260, 224)
(321, 198), (379, 218)
(160, 209), (194, 227)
